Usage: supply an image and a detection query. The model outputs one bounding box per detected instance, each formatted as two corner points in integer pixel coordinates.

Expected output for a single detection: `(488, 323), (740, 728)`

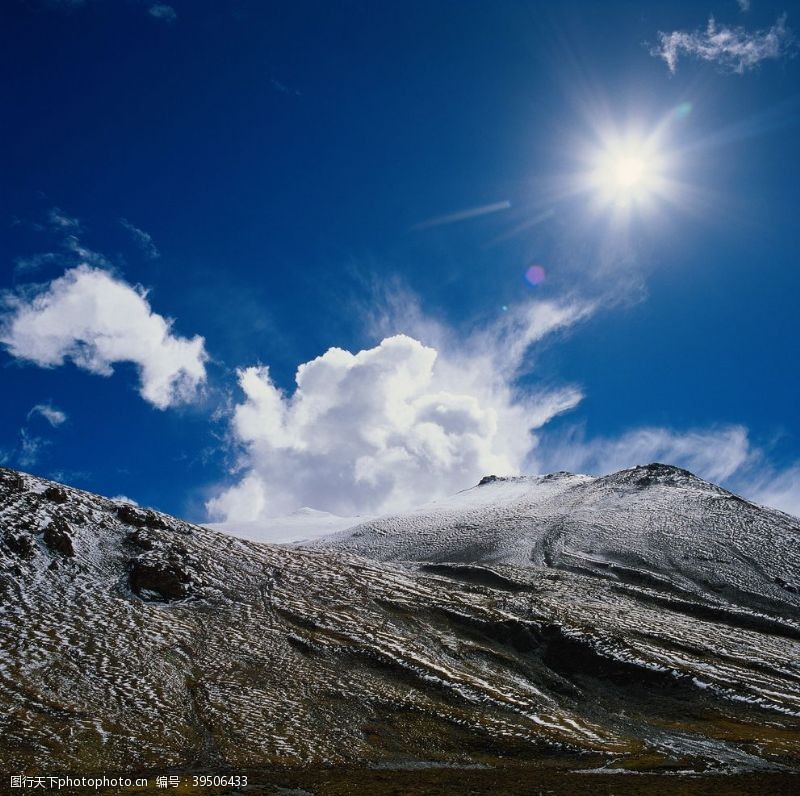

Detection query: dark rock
(117, 504), (146, 527)
(116, 504), (169, 530)
(129, 558), (192, 601)
(623, 463), (695, 488)
(774, 576), (798, 594)
(0, 468), (25, 493)
(43, 519), (74, 557)
(543, 471), (575, 481)
(2, 532), (36, 559)
(143, 510), (169, 531)
(124, 528), (156, 551)
(478, 475), (505, 486)
(44, 486), (68, 504)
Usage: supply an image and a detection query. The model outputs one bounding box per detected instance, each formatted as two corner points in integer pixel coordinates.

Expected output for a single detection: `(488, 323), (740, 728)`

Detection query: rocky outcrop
(116, 504), (169, 531)
(42, 518), (74, 557)
(44, 486), (68, 504)
(129, 556), (192, 601)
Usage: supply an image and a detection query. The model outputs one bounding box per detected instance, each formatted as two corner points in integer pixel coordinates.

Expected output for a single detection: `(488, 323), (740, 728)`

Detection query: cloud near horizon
(207, 300), (591, 521)
(1, 265), (208, 410)
(533, 424), (800, 518)
(652, 15), (793, 74)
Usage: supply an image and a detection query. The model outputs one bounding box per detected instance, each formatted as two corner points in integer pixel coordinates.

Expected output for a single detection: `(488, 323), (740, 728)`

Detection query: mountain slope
(1, 465), (799, 786)
(313, 464), (800, 618)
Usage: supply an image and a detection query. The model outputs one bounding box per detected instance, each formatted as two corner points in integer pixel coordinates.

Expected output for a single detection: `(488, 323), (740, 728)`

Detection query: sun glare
(588, 138), (665, 206)
(611, 155), (646, 188)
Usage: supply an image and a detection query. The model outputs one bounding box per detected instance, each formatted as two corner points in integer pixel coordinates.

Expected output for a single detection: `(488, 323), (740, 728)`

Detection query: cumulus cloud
(207, 300), (591, 521)
(534, 423), (800, 518)
(148, 4), (176, 22)
(1, 265), (207, 410)
(652, 15), (793, 74)
(120, 218), (160, 259)
(28, 403), (67, 427)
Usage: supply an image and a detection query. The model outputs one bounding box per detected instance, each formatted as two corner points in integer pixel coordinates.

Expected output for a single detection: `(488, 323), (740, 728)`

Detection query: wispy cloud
(738, 0), (751, 12)
(270, 77), (301, 97)
(652, 14), (793, 74)
(1, 265), (207, 410)
(28, 403), (67, 427)
(148, 4), (176, 23)
(62, 235), (110, 267)
(120, 218), (160, 259)
(2, 403), (68, 470)
(14, 252), (61, 275)
(744, 463), (800, 518)
(48, 207), (81, 232)
(17, 429), (48, 468)
(534, 423), (800, 518)
(534, 425), (751, 484)
(412, 201), (511, 230)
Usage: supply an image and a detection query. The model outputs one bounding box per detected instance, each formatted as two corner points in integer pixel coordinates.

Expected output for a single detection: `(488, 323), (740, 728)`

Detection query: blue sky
(1, 0), (798, 523)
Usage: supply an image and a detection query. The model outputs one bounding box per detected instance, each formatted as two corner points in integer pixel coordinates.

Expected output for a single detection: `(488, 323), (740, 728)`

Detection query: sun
(588, 138), (665, 206)
(610, 155), (647, 189)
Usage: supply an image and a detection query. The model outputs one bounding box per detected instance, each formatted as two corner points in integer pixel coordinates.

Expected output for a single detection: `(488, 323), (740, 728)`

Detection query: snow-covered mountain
(1, 464), (799, 789)
(313, 464), (800, 617)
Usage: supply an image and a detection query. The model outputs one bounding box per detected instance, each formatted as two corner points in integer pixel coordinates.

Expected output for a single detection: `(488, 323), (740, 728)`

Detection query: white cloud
(28, 403), (67, 427)
(745, 464), (800, 518)
(738, 0), (751, 12)
(1, 265), (207, 410)
(111, 495), (139, 506)
(207, 300), (591, 521)
(534, 425), (751, 485)
(120, 218), (160, 259)
(62, 235), (111, 267)
(533, 423), (800, 519)
(652, 15), (793, 74)
(148, 4), (176, 22)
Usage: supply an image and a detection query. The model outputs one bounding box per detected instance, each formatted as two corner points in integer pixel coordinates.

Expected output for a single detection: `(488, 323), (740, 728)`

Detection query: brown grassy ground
(32, 764), (799, 796)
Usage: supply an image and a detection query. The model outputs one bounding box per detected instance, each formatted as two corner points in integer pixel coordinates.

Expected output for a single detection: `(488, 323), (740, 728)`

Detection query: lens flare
(525, 265), (546, 286)
(673, 101), (692, 120)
